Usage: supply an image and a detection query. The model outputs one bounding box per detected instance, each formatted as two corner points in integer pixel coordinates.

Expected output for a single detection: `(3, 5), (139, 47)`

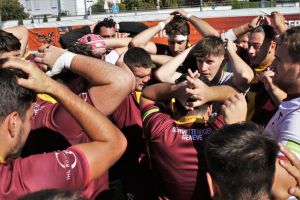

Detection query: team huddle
(0, 9), (299, 200)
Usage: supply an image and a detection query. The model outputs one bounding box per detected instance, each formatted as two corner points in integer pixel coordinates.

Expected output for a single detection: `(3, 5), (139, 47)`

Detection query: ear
(7, 112), (19, 138)
(206, 172), (215, 198)
(269, 41), (276, 53)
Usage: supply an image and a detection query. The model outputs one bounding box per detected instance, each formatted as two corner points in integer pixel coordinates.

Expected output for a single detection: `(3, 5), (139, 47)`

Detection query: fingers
(289, 186), (300, 198)
(2, 57), (34, 74)
(38, 45), (50, 53)
(280, 144), (300, 171)
(222, 93), (247, 124)
(279, 144), (300, 198)
(186, 99), (204, 109)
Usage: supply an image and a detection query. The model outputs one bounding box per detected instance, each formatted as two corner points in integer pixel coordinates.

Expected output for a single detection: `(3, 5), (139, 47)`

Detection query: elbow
(244, 71), (255, 85)
(116, 69), (135, 93)
(109, 129), (128, 165)
(116, 132), (128, 159)
(129, 40), (139, 48)
(154, 70), (168, 83)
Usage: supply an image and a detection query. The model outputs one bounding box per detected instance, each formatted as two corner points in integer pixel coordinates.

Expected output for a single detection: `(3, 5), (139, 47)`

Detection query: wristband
(46, 51), (76, 77)
(220, 28), (237, 42)
(186, 13), (192, 20)
(158, 22), (165, 30)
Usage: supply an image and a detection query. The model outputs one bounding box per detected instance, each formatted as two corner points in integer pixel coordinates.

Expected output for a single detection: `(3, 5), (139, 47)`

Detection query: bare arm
(4, 58), (127, 182)
(35, 45), (135, 116)
(172, 9), (220, 37)
(185, 69), (238, 108)
(155, 46), (193, 83)
(259, 70), (287, 106)
(226, 40), (254, 91)
(130, 15), (174, 51)
(278, 144), (300, 198)
(230, 16), (270, 39)
(151, 54), (173, 66)
(104, 37), (132, 49)
(272, 159), (297, 200)
(4, 25), (29, 57)
(221, 93), (247, 124)
(270, 11), (287, 34)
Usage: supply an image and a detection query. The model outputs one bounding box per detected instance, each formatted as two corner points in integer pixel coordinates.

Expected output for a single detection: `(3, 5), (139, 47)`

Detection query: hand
(249, 15), (271, 29)
(2, 57), (56, 93)
(258, 69), (275, 92)
(170, 9), (188, 19)
(35, 45), (67, 70)
(221, 93), (247, 124)
(271, 11), (287, 33)
(164, 15), (174, 25)
(279, 143), (300, 198)
(185, 69), (208, 110)
(225, 39), (237, 54)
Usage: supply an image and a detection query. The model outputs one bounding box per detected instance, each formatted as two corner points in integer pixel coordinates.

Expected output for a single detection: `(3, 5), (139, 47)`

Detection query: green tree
(0, 0), (28, 21)
(92, 0), (105, 13)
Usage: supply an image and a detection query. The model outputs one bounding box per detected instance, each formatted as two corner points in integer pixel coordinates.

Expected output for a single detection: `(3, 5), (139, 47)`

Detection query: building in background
(19, 0), (97, 16)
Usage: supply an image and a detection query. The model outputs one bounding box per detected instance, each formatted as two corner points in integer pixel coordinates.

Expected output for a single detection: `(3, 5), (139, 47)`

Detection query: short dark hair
(68, 42), (103, 60)
(205, 122), (278, 200)
(192, 36), (225, 59)
(93, 18), (116, 35)
(0, 67), (36, 122)
(124, 47), (152, 69)
(18, 189), (87, 200)
(165, 15), (190, 38)
(0, 30), (21, 53)
(251, 25), (276, 42)
(278, 26), (300, 63)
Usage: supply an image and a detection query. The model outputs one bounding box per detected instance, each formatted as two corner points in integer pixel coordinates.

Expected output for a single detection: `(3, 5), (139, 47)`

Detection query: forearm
(232, 23), (252, 38)
(130, 24), (161, 48)
(70, 54), (131, 86)
(151, 54), (173, 66)
(228, 51), (254, 91)
(207, 85), (238, 102)
(268, 87), (287, 106)
(104, 37), (132, 49)
(189, 16), (220, 37)
(155, 47), (192, 83)
(142, 83), (177, 102)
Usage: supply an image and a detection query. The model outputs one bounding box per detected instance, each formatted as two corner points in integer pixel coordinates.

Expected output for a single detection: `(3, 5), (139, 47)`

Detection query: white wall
(61, 0), (77, 15)
(19, 0), (59, 16)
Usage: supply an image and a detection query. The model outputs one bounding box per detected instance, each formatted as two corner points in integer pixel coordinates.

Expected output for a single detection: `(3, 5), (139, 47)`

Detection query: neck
(211, 69), (223, 84)
(261, 54), (275, 67)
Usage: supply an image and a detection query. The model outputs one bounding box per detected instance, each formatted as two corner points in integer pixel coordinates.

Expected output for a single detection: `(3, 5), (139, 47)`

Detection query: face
(196, 54), (224, 82)
(168, 38), (188, 56)
(248, 32), (274, 66)
(272, 44), (300, 94)
(99, 27), (116, 38)
(131, 67), (152, 91)
(0, 50), (20, 58)
(10, 104), (34, 158)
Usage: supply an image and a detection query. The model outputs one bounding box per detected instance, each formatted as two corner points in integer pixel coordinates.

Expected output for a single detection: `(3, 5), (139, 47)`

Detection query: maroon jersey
(30, 92), (108, 199)
(110, 92), (147, 196)
(0, 147), (92, 200)
(142, 103), (224, 200)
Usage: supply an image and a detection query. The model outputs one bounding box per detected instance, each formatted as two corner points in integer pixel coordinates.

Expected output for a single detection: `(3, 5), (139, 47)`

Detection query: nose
(142, 75), (151, 83)
(201, 62), (209, 71)
(174, 43), (181, 53)
(248, 45), (255, 55)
